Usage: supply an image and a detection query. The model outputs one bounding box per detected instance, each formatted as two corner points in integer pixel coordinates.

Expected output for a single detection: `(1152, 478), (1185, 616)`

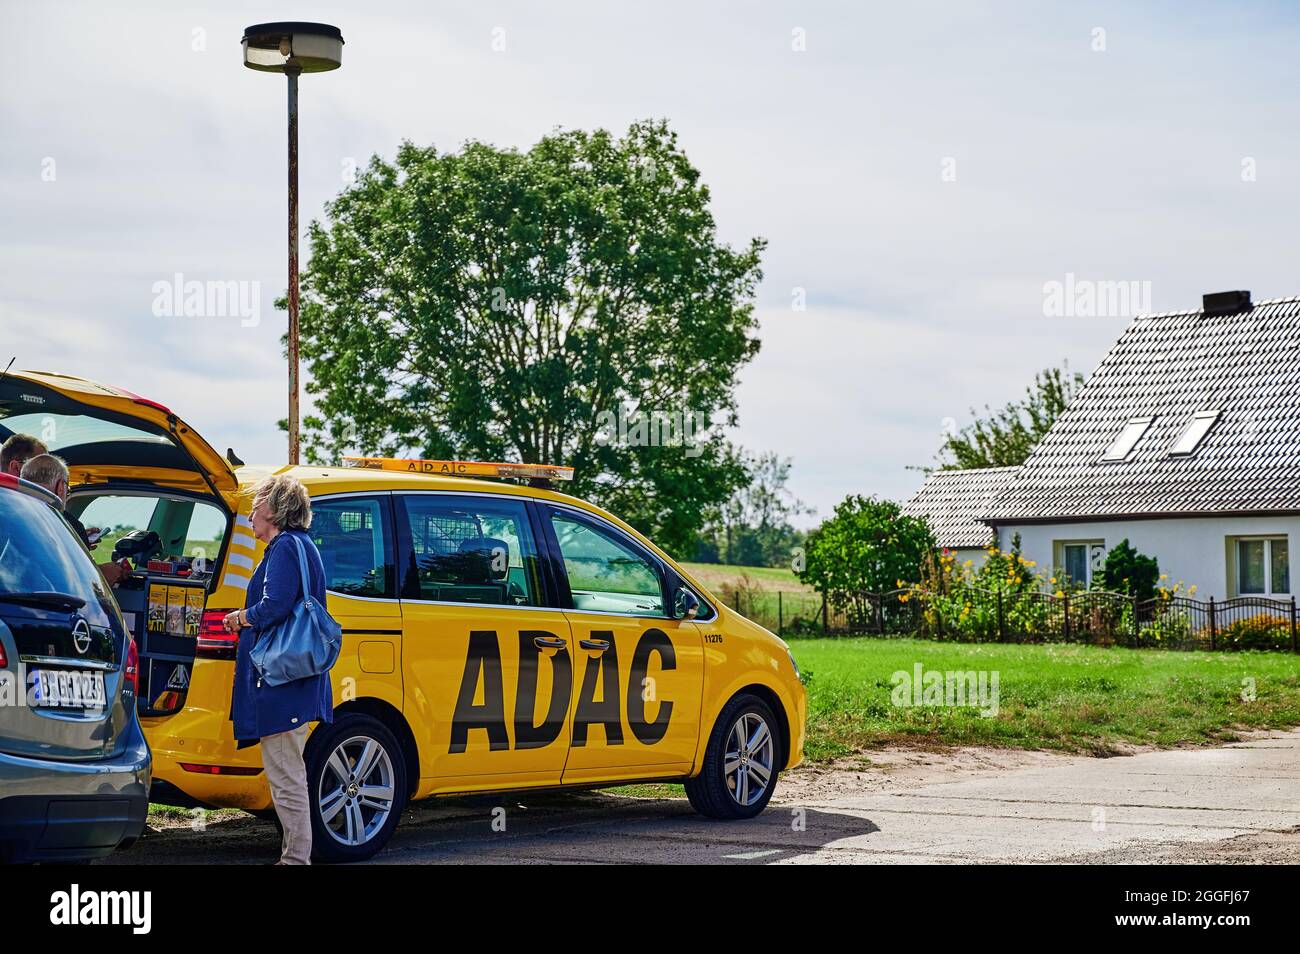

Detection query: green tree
(1099, 538), (1159, 601)
(294, 121), (764, 555)
(798, 495), (935, 597)
(933, 366), (1085, 469)
(697, 451), (810, 566)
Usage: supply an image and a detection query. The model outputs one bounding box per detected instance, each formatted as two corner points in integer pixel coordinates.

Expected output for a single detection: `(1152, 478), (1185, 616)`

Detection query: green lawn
(790, 637), (1300, 760)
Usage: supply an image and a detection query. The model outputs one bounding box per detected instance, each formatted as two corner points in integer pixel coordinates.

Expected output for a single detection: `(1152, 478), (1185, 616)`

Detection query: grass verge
(789, 636), (1300, 760)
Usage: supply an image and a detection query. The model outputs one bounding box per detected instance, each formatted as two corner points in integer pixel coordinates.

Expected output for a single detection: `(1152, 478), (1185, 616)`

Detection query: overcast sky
(4, 1), (1299, 526)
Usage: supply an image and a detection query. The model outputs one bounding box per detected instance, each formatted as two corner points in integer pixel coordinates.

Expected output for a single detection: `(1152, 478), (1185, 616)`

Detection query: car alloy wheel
(724, 711), (774, 807)
(317, 734), (396, 847)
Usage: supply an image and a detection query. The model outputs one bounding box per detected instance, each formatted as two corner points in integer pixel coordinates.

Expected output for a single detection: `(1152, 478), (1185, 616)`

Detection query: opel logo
(71, 617), (92, 655)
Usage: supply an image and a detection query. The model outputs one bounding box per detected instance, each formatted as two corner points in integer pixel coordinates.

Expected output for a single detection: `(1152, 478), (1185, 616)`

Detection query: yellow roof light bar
(342, 457), (574, 481)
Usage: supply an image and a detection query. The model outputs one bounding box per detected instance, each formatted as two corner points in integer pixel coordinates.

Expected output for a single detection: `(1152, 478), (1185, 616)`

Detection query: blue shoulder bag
(249, 533), (343, 687)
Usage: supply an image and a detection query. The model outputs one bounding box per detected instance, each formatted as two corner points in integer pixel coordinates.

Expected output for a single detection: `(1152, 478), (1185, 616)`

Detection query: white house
(982, 290), (1297, 601)
(902, 466), (1020, 566)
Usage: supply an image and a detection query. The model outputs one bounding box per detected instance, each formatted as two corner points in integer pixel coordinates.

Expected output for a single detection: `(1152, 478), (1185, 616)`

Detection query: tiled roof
(903, 466), (1020, 548)
(986, 295), (1300, 522)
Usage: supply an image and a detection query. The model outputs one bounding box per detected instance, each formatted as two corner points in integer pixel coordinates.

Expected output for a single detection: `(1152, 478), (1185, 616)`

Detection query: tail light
(198, 609), (239, 659)
(0, 640), (7, 667)
(123, 632), (139, 694)
(179, 763), (262, 776)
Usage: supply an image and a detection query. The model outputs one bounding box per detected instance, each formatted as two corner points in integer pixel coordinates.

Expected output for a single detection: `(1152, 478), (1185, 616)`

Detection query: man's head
(19, 453), (70, 503)
(1, 433), (48, 477)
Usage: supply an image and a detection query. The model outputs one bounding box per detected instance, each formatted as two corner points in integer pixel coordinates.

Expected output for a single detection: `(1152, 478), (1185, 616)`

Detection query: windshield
(0, 490), (117, 627)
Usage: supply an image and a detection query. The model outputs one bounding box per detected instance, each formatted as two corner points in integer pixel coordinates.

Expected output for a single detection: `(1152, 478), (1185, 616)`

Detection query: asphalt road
(100, 730), (1300, 864)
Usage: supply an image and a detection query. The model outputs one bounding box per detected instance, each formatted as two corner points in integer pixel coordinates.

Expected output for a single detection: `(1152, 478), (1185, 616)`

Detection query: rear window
(0, 412), (170, 454)
(0, 490), (118, 628)
(68, 492), (227, 568)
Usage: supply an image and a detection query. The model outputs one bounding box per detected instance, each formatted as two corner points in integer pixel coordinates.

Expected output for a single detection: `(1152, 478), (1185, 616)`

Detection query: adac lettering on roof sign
(450, 628), (677, 753)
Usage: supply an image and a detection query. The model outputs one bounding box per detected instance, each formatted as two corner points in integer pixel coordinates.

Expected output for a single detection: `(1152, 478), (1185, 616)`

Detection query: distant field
(679, 561), (812, 594)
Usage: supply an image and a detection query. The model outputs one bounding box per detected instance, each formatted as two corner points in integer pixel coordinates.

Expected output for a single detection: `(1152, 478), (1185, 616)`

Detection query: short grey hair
(253, 474), (312, 530)
(20, 453), (69, 492)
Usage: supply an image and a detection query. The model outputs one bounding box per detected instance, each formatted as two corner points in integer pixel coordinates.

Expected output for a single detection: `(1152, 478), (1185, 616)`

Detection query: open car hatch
(0, 370), (238, 506)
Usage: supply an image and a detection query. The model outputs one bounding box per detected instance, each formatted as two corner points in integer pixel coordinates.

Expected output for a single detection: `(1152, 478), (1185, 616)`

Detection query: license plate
(30, 669), (107, 709)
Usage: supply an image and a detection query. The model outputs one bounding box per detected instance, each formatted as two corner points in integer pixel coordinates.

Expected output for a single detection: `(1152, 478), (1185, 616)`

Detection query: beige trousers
(261, 723), (313, 864)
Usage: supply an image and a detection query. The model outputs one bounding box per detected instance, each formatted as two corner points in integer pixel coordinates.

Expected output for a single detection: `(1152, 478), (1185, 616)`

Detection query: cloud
(4, 0), (1300, 524)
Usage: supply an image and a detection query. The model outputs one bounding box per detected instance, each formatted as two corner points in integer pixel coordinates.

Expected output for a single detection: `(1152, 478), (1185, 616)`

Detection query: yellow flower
(1050, 576), (1057, 584)
(1188, 585), (1198, 594)
(1054, 590), (1064, 598)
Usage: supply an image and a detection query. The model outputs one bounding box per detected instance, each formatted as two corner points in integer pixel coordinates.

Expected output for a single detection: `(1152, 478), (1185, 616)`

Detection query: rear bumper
(0, 718), (151, 863)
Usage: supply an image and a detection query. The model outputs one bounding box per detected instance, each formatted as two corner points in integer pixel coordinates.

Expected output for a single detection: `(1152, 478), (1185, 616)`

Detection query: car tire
(684, 693), (781, 820)
(304, 713), (407, 863)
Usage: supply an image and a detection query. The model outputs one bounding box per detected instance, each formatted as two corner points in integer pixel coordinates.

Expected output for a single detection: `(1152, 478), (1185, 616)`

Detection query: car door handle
(533, 636), (567, 650)
(579, 638), (611, 651)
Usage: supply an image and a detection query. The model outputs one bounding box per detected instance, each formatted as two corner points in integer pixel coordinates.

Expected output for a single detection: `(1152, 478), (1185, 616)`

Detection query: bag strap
(288, 532), (312, 605)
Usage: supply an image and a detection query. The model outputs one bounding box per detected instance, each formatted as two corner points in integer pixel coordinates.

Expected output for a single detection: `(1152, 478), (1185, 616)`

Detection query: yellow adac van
(0, 371), (805, 861)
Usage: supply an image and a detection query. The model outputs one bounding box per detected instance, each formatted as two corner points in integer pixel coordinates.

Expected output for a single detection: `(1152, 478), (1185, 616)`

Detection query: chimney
(1202, 290), (1252, 316)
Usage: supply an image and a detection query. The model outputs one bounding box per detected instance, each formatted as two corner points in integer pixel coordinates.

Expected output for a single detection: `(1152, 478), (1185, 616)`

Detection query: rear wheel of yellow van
(305, 713), (407, 863)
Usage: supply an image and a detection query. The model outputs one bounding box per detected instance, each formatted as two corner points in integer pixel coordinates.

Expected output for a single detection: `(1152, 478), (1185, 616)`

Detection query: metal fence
(723, 586), (1300, 652)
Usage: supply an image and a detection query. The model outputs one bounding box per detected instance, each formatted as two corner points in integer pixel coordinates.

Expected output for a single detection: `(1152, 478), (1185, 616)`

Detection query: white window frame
(1102, 416), (1154, 462)
(1231, 535), (1290, 597)
(1168, 410), (1220, 456)
(1055, 539), (1106, 587)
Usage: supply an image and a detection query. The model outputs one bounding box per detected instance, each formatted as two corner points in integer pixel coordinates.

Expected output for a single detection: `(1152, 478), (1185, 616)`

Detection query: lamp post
(242, 22), (344, 465)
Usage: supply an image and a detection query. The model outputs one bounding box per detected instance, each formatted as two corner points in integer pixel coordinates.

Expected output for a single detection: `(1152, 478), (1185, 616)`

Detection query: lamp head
(242, 22), (343, 73)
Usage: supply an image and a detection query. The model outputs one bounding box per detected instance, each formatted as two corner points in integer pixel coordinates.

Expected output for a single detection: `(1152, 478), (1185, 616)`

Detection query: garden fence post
(778, 591), (784, 638)
(1063, 592), (1071, 642)
(1291, 597), (1297, 654)
(875, 594), (884, 636)
(821, 592), (828, 636)
(1131, 595), (1138, 644)
(997, 589), (1005, 642)
(1208, 597), (1216, 651)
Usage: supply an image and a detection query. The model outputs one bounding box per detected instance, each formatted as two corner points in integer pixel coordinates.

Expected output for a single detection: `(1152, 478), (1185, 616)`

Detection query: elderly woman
(224, 474), (334, 865)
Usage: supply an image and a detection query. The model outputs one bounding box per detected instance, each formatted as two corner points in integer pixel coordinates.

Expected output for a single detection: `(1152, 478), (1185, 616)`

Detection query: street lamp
(242, 21), (344, 465)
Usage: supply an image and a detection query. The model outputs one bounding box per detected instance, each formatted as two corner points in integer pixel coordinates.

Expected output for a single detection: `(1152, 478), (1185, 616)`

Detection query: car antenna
(226, 447), (245, 466)
(0, 356), (14, 385)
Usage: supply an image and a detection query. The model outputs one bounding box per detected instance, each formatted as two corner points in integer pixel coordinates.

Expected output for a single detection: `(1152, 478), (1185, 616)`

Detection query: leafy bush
(1099, 539), (1159, 602)
(799, 495), (935, 603)
(1222, 613), (1292, 651)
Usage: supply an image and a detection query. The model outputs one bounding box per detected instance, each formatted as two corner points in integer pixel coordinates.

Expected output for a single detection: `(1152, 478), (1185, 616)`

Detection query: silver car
(0, 472), (149, 863)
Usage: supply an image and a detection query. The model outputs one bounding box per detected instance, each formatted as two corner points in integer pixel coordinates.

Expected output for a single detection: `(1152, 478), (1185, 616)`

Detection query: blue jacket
(229, 528), (335, 747)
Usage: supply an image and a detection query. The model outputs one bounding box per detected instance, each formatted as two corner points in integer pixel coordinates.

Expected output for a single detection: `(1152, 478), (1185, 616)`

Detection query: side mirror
(674, 586), (700, 620)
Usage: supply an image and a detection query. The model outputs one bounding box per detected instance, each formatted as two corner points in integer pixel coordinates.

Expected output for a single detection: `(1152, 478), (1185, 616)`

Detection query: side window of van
(310, 496), (395, 599)
(397, 495), (541, 607)
(548, 509), (666, 617)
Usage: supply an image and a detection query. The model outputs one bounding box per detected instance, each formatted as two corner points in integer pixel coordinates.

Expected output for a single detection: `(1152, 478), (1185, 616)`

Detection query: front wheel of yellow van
(306, 713), (407, 863)
(684, 693), (780, 820)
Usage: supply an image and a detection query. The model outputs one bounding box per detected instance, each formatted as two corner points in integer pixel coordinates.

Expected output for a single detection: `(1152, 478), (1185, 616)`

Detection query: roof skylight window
(1101, 416), (1153, 461)
(1169, 410), (1220, 456)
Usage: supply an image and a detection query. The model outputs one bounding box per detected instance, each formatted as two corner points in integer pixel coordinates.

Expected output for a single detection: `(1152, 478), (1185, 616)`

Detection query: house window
(1056, 540), (1105, 587)
(1169, 410), (1219, 456)
(1102, 416), (1154, 461)
(1234, 537), (1290, 596)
